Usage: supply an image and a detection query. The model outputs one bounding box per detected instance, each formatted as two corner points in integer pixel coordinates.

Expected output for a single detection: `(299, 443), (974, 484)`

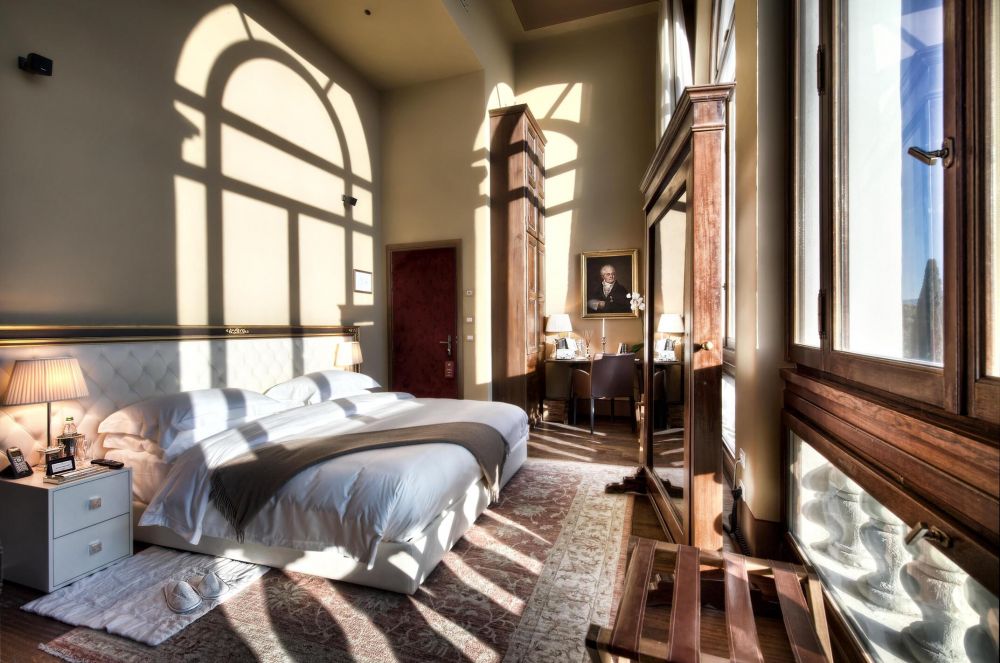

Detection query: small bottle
(58, 417), (78, 459)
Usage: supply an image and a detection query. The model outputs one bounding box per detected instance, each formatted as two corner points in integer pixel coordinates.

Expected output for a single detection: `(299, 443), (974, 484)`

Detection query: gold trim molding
(0, 325), (360, 348)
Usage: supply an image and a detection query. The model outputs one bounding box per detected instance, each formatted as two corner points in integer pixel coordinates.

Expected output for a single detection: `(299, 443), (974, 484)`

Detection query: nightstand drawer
(52, 513), (130, 587)
(52, 472), (130, 538)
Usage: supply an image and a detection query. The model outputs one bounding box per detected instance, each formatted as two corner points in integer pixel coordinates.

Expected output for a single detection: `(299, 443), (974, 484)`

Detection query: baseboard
(738, 499), (785, 559)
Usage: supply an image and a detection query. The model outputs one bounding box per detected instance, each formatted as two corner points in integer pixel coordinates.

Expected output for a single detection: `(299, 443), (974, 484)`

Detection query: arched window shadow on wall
(172, 6), (374, 385)
(516, 82), (583, 318)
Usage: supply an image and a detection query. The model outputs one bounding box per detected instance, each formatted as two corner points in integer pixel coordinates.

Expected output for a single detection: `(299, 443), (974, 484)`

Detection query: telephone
(2, 447), (34, 479)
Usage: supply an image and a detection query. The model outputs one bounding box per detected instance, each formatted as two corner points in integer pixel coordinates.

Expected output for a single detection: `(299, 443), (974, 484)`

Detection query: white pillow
(100, 433), (164, 458)
(265, 370), (381, 405)
(98, 388), (287, 456)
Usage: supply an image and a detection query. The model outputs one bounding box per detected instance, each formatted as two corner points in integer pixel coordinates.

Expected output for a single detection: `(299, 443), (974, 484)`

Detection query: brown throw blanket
(209, 422), (508, 543)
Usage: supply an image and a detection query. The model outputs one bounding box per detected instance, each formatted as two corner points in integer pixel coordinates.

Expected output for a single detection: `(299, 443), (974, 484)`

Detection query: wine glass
(583, 329), (593, 357)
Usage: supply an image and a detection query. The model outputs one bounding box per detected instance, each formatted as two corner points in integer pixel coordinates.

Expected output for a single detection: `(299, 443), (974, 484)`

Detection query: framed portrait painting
(580, 249), (640, 318)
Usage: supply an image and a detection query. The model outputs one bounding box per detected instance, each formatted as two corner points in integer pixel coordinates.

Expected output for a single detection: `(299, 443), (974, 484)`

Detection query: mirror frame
(639, 84), (733, 549)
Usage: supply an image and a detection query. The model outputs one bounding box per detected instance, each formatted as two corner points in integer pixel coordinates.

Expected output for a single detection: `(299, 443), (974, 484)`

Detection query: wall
(732, 0), (791, 524)
(381, 10), (655, 400)
(380, 0), (514, 401)
(0, 0), (385, 383)
(515, 13), (658, 355)
(381, 71), (491, 399)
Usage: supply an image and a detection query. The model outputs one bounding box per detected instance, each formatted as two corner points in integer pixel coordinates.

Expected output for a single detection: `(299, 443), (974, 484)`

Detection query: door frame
(385, 240), (464, 399)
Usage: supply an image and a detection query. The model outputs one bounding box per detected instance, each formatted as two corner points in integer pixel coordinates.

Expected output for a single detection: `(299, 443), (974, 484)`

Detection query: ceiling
(274, 0), (481, 90)
(508, 0), (653, 31)
(275, 0), (659, 90)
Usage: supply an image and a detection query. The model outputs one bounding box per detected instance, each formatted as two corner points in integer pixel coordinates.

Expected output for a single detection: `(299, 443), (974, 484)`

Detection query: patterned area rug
(40, 459), (634, 663)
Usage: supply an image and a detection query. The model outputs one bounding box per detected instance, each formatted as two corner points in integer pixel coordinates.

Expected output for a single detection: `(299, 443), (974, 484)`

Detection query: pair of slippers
(163, 571), (230, 614)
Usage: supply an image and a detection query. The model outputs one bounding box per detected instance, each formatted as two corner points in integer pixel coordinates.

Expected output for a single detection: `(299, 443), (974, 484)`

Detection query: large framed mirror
(637, 84), (732, 550)
(648, 188), (688, 529)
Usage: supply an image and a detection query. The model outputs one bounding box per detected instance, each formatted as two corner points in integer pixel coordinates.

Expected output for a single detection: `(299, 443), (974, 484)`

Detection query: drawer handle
(88, 496), (103, 510)
(89, 540), (103, 555)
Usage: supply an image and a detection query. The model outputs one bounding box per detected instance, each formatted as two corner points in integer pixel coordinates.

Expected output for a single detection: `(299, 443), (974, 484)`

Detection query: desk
(545, 356), (681, 368)
(541, 357), (682, 426)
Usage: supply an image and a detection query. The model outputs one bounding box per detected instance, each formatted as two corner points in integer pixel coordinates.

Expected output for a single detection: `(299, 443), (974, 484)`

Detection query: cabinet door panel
(527, 235), (539, 359)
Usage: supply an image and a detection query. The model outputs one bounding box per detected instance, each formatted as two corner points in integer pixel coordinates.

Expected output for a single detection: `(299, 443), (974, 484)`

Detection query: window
(971, 0), (1000, 418)
(713, 0), (737, 460)
(787, 433), (998, 663)
(986, 0), (1000, 379)
(837, 0), (944, 366)
(789, 0), (1000, 418)
(793, 0), (821, 348)
(713, 0), (736, 354)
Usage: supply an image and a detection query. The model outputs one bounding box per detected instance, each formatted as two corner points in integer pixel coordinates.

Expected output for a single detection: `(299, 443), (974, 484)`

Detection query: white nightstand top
(2, 466), (129, 492)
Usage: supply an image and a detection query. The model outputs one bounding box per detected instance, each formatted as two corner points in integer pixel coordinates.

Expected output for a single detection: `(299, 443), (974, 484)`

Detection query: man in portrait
(587, 264), (632, 313)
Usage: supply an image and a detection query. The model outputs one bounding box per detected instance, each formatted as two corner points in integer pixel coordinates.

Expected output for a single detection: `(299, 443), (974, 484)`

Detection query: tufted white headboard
(0, 326), (357, 463)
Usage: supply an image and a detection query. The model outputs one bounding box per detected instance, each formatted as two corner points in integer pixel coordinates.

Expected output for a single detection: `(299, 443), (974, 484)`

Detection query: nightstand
(0, 468), (132, 592)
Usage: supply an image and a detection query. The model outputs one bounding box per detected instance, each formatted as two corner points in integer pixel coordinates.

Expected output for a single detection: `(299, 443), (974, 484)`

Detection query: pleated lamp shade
(334, 341), (364, 368)
(657, 313), (685, 334)
(545, 313), (573, 334)
(2, 357), (89, 405)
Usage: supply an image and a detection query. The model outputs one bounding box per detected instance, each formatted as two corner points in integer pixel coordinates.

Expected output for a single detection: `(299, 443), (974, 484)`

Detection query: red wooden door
(389, 245), (460, 398)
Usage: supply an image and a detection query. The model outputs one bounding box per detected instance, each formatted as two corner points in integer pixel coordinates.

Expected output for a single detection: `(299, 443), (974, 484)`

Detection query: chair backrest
(591, 353), (635, 399)
(652, 368), (668, 399)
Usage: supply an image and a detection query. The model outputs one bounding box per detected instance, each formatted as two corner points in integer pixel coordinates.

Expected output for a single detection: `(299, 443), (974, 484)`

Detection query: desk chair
(571, 353), (636, 434)
(651, 368), (668, 431)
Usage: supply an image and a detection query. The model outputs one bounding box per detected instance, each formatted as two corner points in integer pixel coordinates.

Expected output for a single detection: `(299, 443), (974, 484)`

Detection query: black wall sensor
(18, 53), (53, 76)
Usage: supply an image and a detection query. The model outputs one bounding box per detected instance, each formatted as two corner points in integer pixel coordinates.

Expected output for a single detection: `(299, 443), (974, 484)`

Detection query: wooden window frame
(711, 0), (737, 362)
(788, 0), (998, 423)
(967, 0), (1000, 421)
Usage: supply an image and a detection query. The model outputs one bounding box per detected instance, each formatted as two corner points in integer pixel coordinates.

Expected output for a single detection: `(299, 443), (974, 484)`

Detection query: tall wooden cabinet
(490, 104), (546, 423)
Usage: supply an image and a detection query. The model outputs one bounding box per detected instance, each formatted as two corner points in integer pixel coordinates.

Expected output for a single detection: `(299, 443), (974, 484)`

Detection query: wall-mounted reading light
(342, 195), (358, 207)
(18, 52), (53, 76)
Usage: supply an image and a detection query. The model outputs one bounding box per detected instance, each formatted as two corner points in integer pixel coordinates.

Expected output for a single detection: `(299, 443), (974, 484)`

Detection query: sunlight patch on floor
(527, 440), (591, 461)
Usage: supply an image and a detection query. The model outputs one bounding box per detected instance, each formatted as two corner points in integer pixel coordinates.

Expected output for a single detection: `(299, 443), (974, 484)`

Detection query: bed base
(133, 437), (528, 595)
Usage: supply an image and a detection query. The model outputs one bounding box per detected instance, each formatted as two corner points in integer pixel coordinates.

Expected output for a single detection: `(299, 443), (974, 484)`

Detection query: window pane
(988, 1), (1000, 377)
(794, 0), (821, 347)
(839, 0), (944, 365)
(788, 433), (998, 662)
(721, 41), (736, 348)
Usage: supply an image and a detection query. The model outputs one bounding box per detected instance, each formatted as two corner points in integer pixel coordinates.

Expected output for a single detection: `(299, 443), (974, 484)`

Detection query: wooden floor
(1, 415), (749, 662)
(535, 419), (796, 662)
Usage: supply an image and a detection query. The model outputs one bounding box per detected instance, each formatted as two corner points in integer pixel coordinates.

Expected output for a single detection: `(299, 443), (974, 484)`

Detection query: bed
(0, 326), (527, 595)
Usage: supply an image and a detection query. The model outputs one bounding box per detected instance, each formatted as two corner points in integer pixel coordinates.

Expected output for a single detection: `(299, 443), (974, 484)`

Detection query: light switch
(465, 316), (474, 323)
(466, 335), (474, 341)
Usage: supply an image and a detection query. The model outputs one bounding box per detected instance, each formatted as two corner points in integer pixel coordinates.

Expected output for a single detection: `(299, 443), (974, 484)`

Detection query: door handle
(439, 335), (453, 357)
(907, 137), (954, 168)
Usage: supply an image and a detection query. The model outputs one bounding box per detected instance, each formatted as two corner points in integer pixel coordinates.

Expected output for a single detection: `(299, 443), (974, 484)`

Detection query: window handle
(907, 137), (954, 168)
(905, 522), (952, 548)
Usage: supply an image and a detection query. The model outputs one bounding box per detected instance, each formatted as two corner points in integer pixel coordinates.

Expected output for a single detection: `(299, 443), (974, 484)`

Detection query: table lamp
(656, 314), (684, 360)
(2, 357), (89, 461)
(545, 314), (575, 358)
(334, 341), (364, 371)
(545, 314), (573, 338)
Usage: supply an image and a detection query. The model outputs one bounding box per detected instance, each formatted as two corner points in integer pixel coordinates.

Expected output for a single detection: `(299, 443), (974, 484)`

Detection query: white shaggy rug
(22, 546), (268, 646)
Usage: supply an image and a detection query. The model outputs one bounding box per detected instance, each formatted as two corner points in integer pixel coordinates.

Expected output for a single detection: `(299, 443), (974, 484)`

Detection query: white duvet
(139, 392), (528, 564)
